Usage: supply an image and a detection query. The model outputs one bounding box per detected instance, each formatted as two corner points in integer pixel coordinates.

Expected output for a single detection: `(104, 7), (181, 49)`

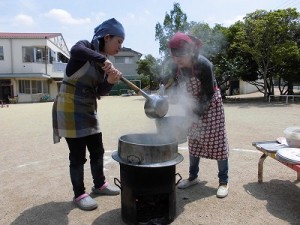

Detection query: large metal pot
(112, 133), (183, 167)
(155, 116), (189, 144)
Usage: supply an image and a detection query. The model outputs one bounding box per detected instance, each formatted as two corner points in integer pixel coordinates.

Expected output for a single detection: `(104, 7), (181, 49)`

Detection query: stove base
(117, 164), (177, 225)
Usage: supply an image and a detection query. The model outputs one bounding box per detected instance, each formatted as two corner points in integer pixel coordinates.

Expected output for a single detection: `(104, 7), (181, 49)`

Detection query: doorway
(0, 83), (13, 104)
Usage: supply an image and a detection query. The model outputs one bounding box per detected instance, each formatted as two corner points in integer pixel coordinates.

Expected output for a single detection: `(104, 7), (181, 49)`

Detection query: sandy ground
(0, 95), (299, 225)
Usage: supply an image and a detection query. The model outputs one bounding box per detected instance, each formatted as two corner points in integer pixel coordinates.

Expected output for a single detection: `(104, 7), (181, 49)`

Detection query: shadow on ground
(244, 179), (300, 225)
(91, 208), (126, 225)
(10, 201), (74, 225)
(175, 181), (215, 215)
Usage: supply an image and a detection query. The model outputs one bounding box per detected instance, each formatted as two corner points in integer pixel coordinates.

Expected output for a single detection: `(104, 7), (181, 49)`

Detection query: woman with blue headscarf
(52, 18), (125, 211)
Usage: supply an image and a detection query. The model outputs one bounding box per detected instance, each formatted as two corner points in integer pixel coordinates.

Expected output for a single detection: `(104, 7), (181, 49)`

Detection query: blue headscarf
(92, 18), (125, 52)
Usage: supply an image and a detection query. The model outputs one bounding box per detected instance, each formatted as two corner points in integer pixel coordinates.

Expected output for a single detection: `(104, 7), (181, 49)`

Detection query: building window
(19, 80), (31, 94)
(0, 46), (4, 60)
(43, 80), (49, 93)
(115, 56), (133, 64)
(50, 50), (57, 63)
(19, 80), (49, 94)
(23, 47), (34, 62)
(35, 47), (45, 63)
(22, 46), (47, 63)
(31, 80), (41, 94)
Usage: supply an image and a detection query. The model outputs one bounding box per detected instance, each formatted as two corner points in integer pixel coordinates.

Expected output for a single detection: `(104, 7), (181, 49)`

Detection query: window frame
(19, 80), (49, 94)
(114, 56), (133, 64)
(0, 46), (4, 60)
(22, 46), (52, 63)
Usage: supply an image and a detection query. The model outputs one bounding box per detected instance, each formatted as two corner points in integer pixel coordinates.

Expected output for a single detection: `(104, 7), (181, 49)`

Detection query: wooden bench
(252, 141), (300, 183)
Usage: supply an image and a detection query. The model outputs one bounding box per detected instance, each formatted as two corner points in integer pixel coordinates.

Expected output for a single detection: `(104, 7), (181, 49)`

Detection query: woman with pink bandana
(168, 32), (229, 198)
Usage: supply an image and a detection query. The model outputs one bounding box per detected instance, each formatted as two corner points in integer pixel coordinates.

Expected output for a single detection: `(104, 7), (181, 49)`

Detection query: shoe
(73, 193), (98, 211)
(92, 182), (120, 195)
(177, 178), (200, 189)
(216, 184), (229, 198)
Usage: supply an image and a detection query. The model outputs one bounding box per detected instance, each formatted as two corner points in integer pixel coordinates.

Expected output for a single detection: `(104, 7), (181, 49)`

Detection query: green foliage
(136, 54), (161, 90)
(232, 8), (300, 97)
(137, 74), (150, 89)
(153, 3), (300, 98)
(155, 3), (189, 57)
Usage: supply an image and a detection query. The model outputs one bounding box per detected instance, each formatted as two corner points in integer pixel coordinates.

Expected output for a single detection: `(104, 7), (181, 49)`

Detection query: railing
(268, 95), (300, 104)
(52, 62), (67, 72)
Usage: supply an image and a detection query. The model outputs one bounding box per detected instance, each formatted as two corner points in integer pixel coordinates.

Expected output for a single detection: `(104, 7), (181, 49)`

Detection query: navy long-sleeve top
(66, 40), (107, 76)
(65, 40), (113, 96)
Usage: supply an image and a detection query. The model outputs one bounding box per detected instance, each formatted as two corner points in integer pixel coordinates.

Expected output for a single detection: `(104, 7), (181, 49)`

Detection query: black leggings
(65, 133), (105, 198)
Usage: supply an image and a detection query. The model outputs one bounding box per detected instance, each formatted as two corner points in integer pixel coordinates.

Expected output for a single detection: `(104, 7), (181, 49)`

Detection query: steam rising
(153, 29), (227, 144)
(154, 64), (203, 145)
(131, 30), (226, 145)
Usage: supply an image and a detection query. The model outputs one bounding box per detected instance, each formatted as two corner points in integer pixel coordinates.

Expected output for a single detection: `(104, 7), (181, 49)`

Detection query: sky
(0, 0), (299, 58)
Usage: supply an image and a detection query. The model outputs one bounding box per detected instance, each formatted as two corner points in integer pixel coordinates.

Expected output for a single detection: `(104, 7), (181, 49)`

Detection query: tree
(188, 22), (232, 97)
(232, 8), (300, 100)
(154, 5), (300, 99)
(225, 22), (261, 93)
(155, 2), (189, 57)
(272, 41), (300, 94)
(136, 55), (161, 90)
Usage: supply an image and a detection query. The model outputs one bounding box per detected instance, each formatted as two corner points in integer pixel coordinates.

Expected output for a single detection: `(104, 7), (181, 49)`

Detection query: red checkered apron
(186, 76), (229, 160)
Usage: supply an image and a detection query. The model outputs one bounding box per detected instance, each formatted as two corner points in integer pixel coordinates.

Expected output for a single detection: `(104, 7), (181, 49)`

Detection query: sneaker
(216, 184), (229, 198)
(73, 193), (98, 211)
(92, 182), (120, 195)
(177, 178), (200, 189)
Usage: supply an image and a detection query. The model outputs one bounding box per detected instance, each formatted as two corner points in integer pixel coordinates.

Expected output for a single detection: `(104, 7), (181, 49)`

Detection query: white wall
(49, 81), (59, 100)
(239, 80), (263, 94)
(0, 39), (13, 73)
(12, 39), (47, 73)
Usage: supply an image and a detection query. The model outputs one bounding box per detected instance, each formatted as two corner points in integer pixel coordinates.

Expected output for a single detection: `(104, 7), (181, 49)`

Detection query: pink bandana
(169, 32), (202, 48)
(169, 32), (194, 48)
(169, 32), (202, 57)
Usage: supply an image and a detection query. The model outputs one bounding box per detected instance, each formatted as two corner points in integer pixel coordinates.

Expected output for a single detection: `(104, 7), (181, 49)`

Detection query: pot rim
(119, 133), (178, 146)
(112, 151), (184, 167)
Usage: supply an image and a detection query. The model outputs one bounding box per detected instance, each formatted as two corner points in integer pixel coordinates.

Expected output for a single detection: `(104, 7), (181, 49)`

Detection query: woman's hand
(106, 68), (122, 84)
(102, 59), (113, 71)
(102, 60), (122, 84)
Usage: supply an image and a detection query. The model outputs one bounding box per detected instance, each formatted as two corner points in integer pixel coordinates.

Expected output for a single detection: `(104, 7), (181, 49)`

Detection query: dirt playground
(0, 95), (299, 225)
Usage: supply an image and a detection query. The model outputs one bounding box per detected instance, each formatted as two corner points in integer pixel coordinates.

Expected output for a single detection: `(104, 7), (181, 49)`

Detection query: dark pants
(65, 133), (105, 198)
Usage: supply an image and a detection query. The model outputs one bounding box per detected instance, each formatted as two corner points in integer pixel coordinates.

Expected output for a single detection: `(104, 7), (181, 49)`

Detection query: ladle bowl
(120, 77), (169, 118)
(144, 94), (169, 118)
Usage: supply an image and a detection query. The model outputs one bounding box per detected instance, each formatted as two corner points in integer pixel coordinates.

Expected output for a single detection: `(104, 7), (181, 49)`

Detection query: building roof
(0, 73), (50, 79)
(121, 47), (142, 57)
(0, 32), (70, 58)
(0, 32), (62, 39)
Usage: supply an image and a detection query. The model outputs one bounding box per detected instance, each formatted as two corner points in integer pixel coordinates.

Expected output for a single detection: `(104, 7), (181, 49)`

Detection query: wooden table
(252, 141), (300, 183)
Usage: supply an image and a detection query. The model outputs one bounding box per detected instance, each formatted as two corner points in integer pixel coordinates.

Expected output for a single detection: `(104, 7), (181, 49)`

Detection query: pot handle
(175, 173), (182, 185)
(127, 155), (143, 165)
(114, 178), (122, 190)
